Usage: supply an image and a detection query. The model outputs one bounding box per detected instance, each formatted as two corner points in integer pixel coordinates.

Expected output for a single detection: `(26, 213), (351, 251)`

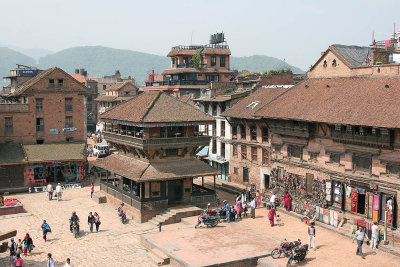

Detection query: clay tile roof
(100, 92), (214, 124)
(23, 143), (86, 162)
(71, 73), (86, 83)
(254, 77), (400, 128)
(105, 81), (137, 91)
(9, 67), (87, 97)
(221, 86), (290, 119)
(93, 154), (220, 182)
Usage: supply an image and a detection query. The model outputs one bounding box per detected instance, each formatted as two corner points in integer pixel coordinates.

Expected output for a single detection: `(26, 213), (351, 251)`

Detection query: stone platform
(141, 216), (275, 267)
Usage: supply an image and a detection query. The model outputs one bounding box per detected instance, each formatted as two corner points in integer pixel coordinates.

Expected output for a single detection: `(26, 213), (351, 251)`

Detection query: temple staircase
(148, 205), (202, 227)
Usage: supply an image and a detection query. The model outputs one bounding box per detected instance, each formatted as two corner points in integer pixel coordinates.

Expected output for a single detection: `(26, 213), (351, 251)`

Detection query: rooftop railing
(171, 44), (229, 50)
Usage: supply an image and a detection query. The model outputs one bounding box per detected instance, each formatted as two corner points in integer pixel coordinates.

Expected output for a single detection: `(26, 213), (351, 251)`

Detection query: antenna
(191, 31), (193, 45)
(372, 30), (375, 43)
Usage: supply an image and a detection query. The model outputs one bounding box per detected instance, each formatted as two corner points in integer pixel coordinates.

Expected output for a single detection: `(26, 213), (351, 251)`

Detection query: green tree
(192, 54), (201, 70)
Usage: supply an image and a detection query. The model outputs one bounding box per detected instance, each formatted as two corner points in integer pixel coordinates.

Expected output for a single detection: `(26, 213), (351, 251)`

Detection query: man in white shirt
(47, 253), (55, 267)
(46, 184), (53, 201)
(370, 222), (379, 250)
(270, 194), (276, 208)
(56, 183), (62, 201)
(352, 226), (369, 258)
(64, 258), (73, 267)
(250, 198), (256, 219)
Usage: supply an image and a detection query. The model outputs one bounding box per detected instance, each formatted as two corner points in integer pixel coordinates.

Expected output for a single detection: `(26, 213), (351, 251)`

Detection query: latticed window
(4, 117), (13, 134)
(241, 145), (247, 159)
(65, 98), (73, 112)
(262, 149), (269, 164)
(251, 147), (257, 161)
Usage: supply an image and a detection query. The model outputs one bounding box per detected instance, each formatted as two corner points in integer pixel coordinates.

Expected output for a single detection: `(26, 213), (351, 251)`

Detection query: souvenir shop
(24, 161), (86, 186)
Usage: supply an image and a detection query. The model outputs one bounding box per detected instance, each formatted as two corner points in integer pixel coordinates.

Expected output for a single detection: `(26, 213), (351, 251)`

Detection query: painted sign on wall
(49, 129), (59, 135)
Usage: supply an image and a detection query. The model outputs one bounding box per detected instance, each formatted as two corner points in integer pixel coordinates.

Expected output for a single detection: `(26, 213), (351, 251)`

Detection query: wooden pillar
(214, 175), (216, 190)
(202, 176), (204, 187)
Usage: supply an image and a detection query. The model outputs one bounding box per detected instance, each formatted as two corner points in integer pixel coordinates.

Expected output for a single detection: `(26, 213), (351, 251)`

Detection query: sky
(0, 0), (399, 70)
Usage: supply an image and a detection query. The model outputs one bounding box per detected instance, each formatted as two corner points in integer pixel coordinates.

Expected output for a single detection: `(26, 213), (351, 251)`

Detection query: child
(17, 239), (23, 255)
(243, 201), (248, 217)
(276, 214), (281, 226)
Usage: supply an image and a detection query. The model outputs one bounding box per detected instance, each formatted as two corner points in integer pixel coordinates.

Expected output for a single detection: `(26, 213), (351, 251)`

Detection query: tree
(192, 54), (201, 70)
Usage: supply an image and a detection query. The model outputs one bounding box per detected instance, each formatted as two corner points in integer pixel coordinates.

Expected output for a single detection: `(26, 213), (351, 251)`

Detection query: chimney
(79, 68), (85, 75)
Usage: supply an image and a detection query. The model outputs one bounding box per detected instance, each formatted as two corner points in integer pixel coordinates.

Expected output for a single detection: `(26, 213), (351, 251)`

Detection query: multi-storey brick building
(143, 34), (232, 97)
(93, 92), (219, 222)
(222, 42), (400, 231)
(95, 81), (137, 114)
(0, 66), (88, 190)
(71, 68), (98, 131)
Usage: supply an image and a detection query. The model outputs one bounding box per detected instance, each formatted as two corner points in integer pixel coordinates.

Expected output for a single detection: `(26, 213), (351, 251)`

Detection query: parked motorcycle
(271, 239), (301, 259)
(195, 214), (220, 228)
(286, 244), (309, 267)
(71, 221), (79, 238)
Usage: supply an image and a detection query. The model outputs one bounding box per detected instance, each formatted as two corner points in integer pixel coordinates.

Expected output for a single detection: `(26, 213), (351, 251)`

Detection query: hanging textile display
(372, 195), (380, 223)
(351, 189), (358, 213)
(332, 181), (343, 209)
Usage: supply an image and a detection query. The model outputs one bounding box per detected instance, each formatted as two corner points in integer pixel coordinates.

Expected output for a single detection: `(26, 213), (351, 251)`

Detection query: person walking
(256, 190), (261, 208)
(268, 206), (276, 226)
(223, 200), (231, 223)
(90, 183), (94, 198)
(283, 191), (292, 211)
(9, 237), (17, 256)
(47, 253), (55, 267)
(41, 220), (51, 241)
(94, 212), (101, 232)
(370, 222), (379, 250)
(47, 183), (54, 201)
(17, 239), (23, 255)
(88, 212), (95, 232)
(308, 222), (316, 250)
(237, 200), (243, 220)
(23, 233), (33, 256)
(353, 226), (370, 258)
(270, 192), (276, 209)
(243, 201), (248, 217)
(56, 183), (62, 201)
(64, 258), (73, 267)
(13, 253), (24, 267)
(250, 198), (256, 219)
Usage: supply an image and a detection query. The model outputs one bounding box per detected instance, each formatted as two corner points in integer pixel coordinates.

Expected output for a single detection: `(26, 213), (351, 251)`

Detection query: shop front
(24, 161), (86, 186)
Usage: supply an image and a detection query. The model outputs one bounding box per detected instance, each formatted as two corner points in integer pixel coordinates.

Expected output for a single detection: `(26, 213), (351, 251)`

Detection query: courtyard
(1, 185), (399, 267)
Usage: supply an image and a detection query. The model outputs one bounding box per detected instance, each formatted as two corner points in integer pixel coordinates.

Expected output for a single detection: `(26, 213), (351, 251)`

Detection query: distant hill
(231, 55), (304, 74)
(0, 47), (37, 87)
(0, 46), (304, 86)
(38, 46), (170, 84)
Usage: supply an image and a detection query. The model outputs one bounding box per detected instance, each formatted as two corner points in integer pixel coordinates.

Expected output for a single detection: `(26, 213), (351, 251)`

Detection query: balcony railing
(103, 131), (211, 149)
(171, 44), (229, 50)
(331, 132), (391, 147)
(145, 80), (209, 87)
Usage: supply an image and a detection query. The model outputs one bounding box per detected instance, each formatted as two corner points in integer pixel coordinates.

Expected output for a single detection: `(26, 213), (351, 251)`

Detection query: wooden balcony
(103, 131), (211, 149)
(331, 132), (391, 148)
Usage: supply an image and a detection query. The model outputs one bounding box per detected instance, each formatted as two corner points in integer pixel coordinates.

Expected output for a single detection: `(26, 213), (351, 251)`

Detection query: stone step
(147, 249), (170, 266)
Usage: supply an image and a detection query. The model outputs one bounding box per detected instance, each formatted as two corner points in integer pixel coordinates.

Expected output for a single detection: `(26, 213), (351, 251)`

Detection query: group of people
(9, 234), (34, 267)
(46, 183), (63, 201)
(87, 211), (101, 232)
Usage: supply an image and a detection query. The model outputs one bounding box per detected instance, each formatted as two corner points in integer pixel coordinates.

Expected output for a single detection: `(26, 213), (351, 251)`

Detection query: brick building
(0, 66), (88, 190)
(93, 91), (219, 222)
(143, 34), (232, 97)
(95, 81), (137, 114)
(71, 68), (98, 131)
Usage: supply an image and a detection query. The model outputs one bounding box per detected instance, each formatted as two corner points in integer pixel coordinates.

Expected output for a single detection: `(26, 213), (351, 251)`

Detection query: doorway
(264, 174), (270, 189)
(357, 193), (366, 215)
(168, 180), (183, 204)
(243, 167), (249, 183)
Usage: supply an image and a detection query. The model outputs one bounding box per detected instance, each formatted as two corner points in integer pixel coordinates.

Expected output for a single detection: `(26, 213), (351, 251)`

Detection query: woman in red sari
(283, 191), (292, 211)
(256, 190), (261, 208)
(268, 207), (276, 226)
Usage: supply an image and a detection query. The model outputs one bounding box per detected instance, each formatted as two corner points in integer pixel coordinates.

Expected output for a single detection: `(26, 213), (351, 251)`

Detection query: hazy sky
(1, 0), (399, 70)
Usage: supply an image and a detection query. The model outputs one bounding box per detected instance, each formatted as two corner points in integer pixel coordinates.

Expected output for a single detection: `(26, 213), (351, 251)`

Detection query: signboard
(16, 69), (38, 76)
(63, 127), (77, 132)
(49, 129), (59, 135)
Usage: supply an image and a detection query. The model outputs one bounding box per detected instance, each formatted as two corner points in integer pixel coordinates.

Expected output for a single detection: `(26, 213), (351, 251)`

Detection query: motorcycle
(286, 244), (309, 267)
(271, 239), (301, 259)
(118, 207), (127, 224)
(71, 221), (79, 238)
(195, 214), (220, 228)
